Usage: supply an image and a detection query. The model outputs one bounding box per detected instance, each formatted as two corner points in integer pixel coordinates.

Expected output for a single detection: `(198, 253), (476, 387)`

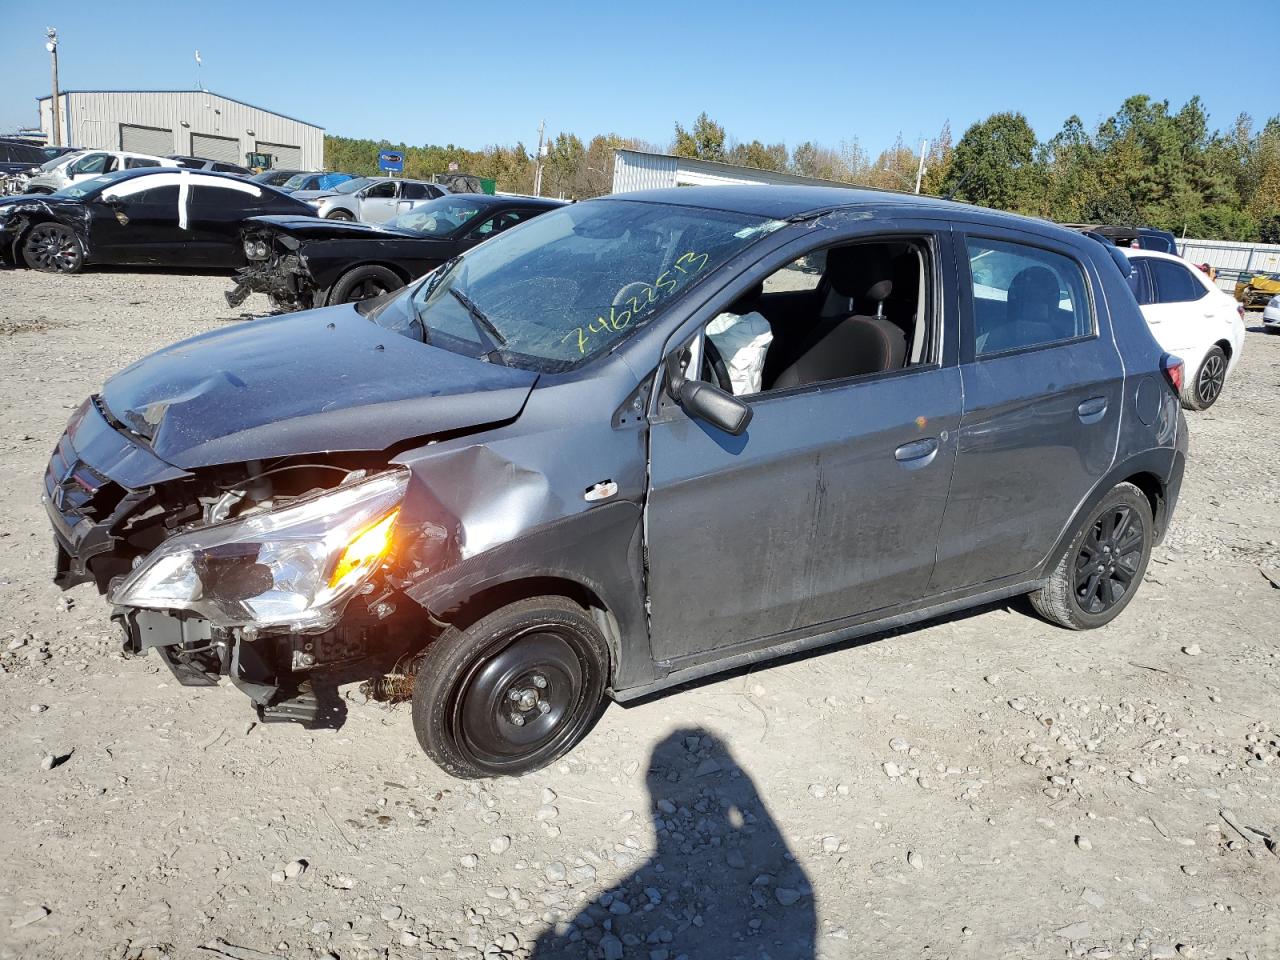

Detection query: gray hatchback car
(44, 186), (1187, 778)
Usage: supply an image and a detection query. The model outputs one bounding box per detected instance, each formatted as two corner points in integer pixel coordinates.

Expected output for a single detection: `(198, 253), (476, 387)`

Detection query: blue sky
(1, 1), (1273, 156)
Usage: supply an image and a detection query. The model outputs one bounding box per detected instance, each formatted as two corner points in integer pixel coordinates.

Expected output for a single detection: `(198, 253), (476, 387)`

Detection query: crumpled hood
(245, 214), (427, 241)
(290, 189), (339, 203)
(99, 303), (537, 469)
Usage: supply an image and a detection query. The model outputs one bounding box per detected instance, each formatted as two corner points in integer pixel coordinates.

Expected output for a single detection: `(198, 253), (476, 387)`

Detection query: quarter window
(1147, 258), (1205, 303)
(965, 237), (1092, 356)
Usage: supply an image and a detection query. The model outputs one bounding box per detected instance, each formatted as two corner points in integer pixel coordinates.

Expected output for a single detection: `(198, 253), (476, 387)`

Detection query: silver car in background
(290, 176), (448, 223)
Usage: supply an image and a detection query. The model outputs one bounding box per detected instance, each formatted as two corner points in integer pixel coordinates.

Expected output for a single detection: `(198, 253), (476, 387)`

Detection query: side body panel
(930, 224), (1125, 592)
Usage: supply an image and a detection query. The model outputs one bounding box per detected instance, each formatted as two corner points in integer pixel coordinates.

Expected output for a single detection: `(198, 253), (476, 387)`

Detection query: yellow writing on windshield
(562, 251), (710, 356)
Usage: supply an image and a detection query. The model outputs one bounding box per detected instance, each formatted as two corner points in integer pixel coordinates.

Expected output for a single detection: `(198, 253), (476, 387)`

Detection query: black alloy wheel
(22, 223), (84, 273)
(328, 265), (405, 306)
(412, 596), (609, 778)
(1030, 481), (1154, 630)
(1073, 503), (1145, 615)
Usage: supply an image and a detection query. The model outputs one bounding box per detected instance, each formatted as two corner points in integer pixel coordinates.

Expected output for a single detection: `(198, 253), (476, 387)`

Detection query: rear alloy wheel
(328, 265), (405, 306)
(1183, 346), (1226, 411)
(411, 596), (610, 779)
(1031, 481), (1153, 630)
(22, 223), (84, 273)
(325, 209), (355, 221)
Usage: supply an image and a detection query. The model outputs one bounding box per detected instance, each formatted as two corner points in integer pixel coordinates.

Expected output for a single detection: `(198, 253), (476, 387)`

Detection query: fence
(1176, 237), (1280, 295)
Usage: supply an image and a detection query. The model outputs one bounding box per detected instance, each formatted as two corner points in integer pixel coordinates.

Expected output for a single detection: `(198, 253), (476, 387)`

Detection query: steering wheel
(701, 337), (734, 394)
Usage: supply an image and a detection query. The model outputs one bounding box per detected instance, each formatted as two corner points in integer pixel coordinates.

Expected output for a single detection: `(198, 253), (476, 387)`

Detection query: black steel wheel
(412, 596), (610, 779)
(328, 265), (405, 306)
(1031, 481), (1153, 630)
(1184, 346), (1226, 410)
(21, 222), (84, 273)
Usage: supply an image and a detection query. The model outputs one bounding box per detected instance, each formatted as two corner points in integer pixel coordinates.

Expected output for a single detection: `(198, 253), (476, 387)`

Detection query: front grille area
(45, 434), (124, 526)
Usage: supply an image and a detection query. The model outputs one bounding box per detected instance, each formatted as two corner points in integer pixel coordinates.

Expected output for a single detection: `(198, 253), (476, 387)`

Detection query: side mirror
(676, 379), (752, 436)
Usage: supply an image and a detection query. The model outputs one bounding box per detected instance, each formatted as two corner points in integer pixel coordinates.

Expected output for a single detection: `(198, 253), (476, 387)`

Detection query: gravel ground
(0, 268), (1277, 960)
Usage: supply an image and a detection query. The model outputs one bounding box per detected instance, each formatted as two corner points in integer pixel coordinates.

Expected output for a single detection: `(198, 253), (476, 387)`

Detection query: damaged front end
(46, 398), (423, 726)
(226, 228), (318, 312)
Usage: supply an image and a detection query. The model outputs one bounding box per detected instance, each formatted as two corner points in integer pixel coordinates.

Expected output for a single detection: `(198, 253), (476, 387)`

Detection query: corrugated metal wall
(611, 149), (857, 194)
(612, 150), (679, 192)
(40, 91), (324, 169)
(1177, 237), (1280, 292)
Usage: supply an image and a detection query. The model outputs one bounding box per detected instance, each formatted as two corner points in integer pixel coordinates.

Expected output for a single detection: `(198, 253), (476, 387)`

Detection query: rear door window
(1147, 258), (1205, 302)
(964, 237), (1093, 357)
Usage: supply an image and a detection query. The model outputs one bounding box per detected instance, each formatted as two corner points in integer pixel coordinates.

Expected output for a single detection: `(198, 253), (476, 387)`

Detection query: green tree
(942, 112), (1038, 211)
(672, 113), (727, 162)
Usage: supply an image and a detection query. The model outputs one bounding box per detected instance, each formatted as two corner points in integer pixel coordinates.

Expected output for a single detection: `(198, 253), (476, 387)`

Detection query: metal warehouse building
(612, 148), (854, 192)
(37, 90), (324, 170)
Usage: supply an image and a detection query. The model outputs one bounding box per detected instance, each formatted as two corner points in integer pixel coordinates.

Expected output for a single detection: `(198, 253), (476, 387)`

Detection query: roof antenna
(941, 167), (973, 202)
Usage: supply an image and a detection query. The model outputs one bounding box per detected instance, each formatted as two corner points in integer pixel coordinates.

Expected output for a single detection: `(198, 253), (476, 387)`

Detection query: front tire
(325, 209), (355, 221)
(1031, 482), (1153, 630)
(21, 223), (84, 273)
(1182, 345), (1226, 410)
(411, 596), (610, 779)
(328, 265), (405, 306)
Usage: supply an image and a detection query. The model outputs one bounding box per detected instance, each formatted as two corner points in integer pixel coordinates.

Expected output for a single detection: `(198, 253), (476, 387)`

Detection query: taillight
(1162, 355), (1184, 394)
(1237, 304), (1245, 321)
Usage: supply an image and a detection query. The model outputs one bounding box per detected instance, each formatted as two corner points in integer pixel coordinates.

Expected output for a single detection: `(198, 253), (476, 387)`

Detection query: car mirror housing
(676, 379), (752, 436)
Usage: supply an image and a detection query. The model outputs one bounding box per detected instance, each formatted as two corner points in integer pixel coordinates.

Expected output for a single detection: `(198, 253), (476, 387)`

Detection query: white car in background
(1264, 294), (1280, 332)
(1126, 249), (1245, 410)
(23, 150), (178, 194)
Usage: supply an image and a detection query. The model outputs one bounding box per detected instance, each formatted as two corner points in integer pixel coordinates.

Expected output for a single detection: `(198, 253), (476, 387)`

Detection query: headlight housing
(243, 239), (270, 260)
(111, 470), (409, 632)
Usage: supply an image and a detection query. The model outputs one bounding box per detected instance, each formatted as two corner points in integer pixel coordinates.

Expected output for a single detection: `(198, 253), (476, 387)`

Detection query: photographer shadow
(531, 727), (815, 959)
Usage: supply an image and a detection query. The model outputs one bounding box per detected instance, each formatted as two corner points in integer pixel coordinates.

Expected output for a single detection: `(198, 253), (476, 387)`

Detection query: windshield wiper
(449, 286), (508, 352)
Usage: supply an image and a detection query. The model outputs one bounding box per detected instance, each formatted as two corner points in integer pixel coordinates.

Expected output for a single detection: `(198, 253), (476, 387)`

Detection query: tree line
(324, 94), (1280, 242)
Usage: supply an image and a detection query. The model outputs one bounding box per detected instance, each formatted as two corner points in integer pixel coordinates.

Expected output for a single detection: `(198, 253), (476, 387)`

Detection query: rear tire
(327, 265), (405, 306)
(1182, 345), (1226, 410)
(21, 222), (84, 273)
(1031, 482), (1153, 630)
(411, 596), (610, 779)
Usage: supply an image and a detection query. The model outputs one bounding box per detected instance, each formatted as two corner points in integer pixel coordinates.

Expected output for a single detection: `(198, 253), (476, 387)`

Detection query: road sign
(378, 151), (404, 173)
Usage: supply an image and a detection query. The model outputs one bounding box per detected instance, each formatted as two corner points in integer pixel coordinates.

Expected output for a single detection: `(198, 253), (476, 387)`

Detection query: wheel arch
(401, 501), (652, 692)
(336, 260), (413, 285)
(1213, 337), (1233, 360)
(1037, 449), (1179, 580)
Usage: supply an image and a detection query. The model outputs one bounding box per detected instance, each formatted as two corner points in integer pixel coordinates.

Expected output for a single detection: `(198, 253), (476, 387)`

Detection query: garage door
(190, 133), (240, 165)
(119, 123), (172, 157)
(256, 141), (302, 168)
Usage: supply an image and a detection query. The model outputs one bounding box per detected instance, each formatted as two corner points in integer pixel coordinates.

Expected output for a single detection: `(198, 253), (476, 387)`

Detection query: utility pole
(914, 139), (928, 194)
(45, 27), (60, 148)
(533, 119), (545, 197)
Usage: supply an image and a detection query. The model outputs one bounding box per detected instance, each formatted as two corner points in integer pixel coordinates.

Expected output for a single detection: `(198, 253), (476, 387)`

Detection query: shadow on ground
(531, 727), (815, 959)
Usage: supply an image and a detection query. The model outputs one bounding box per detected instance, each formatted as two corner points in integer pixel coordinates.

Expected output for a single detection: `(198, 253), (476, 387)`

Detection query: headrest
(866, 279), (892, 303)
(1007, 266), (1060, 315)
(826, 245), (893, 301)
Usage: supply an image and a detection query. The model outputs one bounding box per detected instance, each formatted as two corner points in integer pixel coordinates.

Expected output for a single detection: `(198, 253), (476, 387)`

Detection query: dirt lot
(0, 268), (1277, 960)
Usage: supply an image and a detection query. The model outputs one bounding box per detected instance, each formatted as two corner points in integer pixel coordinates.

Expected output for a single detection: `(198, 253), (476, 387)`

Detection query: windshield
(39, 152), (75, 172)
(333, 177), (374, 195)
(387, 196), (489, 236)
(389, 199), (783, 370)
(51, 171), (132, 199)
(282, 173), (312, 190)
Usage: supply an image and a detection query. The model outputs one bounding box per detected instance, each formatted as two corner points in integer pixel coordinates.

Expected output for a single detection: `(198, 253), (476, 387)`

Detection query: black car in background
(250, 169), (305, 188)
(0, 167), (316, 273)
(0, 137), (52, 177)
(227, 193), (566, 309)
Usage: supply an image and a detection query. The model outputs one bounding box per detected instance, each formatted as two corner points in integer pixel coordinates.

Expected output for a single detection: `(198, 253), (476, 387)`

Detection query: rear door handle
(894, 438), (939, 469)
(1077, 396), (1108, 423)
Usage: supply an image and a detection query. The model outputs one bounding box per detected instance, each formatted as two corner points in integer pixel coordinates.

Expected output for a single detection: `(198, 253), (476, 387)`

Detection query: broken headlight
(243, 239), (270, 260)
(111, 470), (409, 632)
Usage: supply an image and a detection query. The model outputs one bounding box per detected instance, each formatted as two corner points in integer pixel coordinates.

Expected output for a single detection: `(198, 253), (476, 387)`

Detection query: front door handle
(1077, 396), (1108, 423)
(894, 437), (939, 469)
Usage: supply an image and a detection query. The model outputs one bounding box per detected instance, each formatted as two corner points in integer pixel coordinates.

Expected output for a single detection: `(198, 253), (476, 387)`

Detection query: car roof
(441, 193), (565, 209)
(91, 167), (275, 188)
(603, 184), (1061, 233)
